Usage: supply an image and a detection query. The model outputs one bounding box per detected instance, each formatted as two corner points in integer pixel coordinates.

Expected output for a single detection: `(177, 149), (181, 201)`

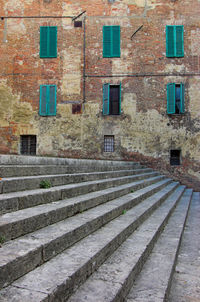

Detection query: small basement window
(20, 135), (37, 155)
(104, 135), (114, 152)
(74, 21), (82, 28)
(170, 150), (181, 166)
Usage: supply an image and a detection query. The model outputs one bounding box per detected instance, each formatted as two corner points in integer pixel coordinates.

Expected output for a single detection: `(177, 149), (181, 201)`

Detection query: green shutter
(112, 26), (120, 57)
(40, 26), (57, 58)
(40, 85), (48, 115)
(166, 26), (175, 57)
(180, 83), (185, 113)
(103, 83), (110, 115)
(49, 27), (57, 58)
(176, 26), (184, 57)
(167, 83), (175, 114)
(40, 27), (48, 58)
(48, 85), (57, 115)
(103, 26), (112, 58)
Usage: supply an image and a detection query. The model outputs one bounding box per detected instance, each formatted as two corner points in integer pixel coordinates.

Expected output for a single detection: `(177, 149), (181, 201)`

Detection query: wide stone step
(0, 182), (181, 301)
(0, 180), (175, 291)
(125, 189), (192, 302)
(0, 163), (140, 178)
(0, 172), (160, 215)
(0, 168), (152, 194)
(68, 187), (190, 302)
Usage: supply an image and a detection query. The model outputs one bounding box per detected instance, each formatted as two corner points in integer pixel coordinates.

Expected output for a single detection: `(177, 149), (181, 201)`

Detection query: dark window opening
(74, 21), (82, 28)
(20, 135), (37, 155)
(110, 85), (120, 115)
(72, 104), (82, 114)
(104, 135), (114, 152)
(170, 149), (181, 166)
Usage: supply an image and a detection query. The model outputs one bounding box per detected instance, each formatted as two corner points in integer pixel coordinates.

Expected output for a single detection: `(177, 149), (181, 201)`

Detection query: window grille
(104, 135), (114, 152)
(20, 135), (37, 155)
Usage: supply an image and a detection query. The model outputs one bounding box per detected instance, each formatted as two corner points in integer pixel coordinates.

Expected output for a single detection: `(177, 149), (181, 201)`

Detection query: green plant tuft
(122, 209), (127, 215)
(40, 180), (51, 189)
(0, 235), (5, 246)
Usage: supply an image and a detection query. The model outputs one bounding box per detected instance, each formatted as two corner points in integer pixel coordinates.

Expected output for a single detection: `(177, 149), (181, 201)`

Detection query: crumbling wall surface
(0, 0), (200, 190)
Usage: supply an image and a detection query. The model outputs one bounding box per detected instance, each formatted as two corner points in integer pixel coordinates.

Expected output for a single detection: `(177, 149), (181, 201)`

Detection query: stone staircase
(0, 155), (198, 302)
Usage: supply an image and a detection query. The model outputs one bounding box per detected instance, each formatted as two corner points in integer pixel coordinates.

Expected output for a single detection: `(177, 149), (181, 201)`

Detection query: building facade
(0, 0), (200, 190)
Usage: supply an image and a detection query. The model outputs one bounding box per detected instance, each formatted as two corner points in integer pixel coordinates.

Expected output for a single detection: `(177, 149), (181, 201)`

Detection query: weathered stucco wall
(0, 0), (200, 190)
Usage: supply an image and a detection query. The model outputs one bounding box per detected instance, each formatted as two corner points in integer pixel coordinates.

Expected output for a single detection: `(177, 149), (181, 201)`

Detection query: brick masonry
(0, 0), (200, 190)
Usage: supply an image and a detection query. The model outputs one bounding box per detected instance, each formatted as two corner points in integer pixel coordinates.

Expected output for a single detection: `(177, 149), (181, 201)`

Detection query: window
(39, 85), (57, 116)
(103, 84), (121, 115)
(74, 21), (82, 28)
(103, 26), (120, 58)
(167, 83), (185, 114)
(20, 135), (36, 155)
(166, 25), (184, 57)
(40, 26), (57, 58)
(170, 150), (181, 166)
(104, 136), (114, 152)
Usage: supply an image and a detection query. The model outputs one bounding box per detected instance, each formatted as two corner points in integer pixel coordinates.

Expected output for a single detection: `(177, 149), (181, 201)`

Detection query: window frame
(103, 83), (121, 116)
(166, 25), (184, 58)
(40, 26), (57, 58)
(104, 135), (115, 152)
(103, 25), (120, 58)
(167, 83), (185, 115)
(39, 84), (57, 116)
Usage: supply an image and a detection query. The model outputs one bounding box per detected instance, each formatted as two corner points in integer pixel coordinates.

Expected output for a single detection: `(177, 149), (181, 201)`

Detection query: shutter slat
(40, 27), (48, 58)
(103, 83), (110, 115)
(40, 86), (48, 115)
(176, 26), (184, 57)
(49, 27), (57, 58)
(180, 83), (185, 113)
(112, 26), (120, 57)
(48, 85), (57, 115)
(166, 26), (175, 57)
(103, 26), (112, 57)
(167, 83), (175, 114)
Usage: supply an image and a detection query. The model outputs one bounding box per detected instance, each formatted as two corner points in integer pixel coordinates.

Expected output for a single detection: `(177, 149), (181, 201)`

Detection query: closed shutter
(167, 83), (175, 114)
(48, 85), (57, 115)
(103, 83), (110, 115)
(40, 27), (48, 58)
(180, 83), (185, 113)
(40, 85), (48, 115)
(112, 26), (120, 57)
(166, 26), (175, 57)
(49, 27), (57, 58)
(103, 26), (112, 57)
(176, 26), (184, 57)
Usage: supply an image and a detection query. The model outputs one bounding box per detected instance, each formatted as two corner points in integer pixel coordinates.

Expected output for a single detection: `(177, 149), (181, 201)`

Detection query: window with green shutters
(103, 83), (121, 115)
(40, 26), (57, 58)
(39, 85), (57, 116)
(166, 25), (184, 57)
(167, 83), (185, 114)
(103, 26), (120, 58)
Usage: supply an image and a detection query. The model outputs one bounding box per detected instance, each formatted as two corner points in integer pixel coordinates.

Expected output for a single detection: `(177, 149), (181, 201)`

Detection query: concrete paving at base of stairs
(168, 192), (200, 302)
(0, 179), (173, 290)
(66, 187), (189, 302)
(0, 182), (179, 300)
(125, 189), (192, 302)
(0, 168), (153, 193)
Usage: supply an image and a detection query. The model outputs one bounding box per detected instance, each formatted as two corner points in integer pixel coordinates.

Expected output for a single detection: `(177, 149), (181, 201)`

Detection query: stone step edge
(0, 184), (183, 301)
(68, 186), (188, 302)
(0, 180), (176, 290)
(0, 173), (162, 216)
(0, 175), (166, 241)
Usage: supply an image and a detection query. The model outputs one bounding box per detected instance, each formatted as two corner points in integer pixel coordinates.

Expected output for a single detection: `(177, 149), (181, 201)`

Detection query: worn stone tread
(0, 172), (160, 215)
(125, 189), (192, 302)
(68, 186), (187, 302)
(0, 181), (178, 296)
(0, 168), (153, 194)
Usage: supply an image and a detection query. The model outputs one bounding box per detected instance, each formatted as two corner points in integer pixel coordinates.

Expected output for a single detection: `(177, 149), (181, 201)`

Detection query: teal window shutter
(112, 26), (120, 57)
(103, 26), (112, 58)
(176, 26), (184, 57)
(103, 26), (120, 58)
(166, 25), (184, 57)
(48, 85), (57, 115)
(167, 83), (175, 114)
(103, 83), (110, 115)
(40, 26), (57, 58)
(180, 83), (185, 113)
(40, 85), (48, 116)
(166, 26), (175, 57)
